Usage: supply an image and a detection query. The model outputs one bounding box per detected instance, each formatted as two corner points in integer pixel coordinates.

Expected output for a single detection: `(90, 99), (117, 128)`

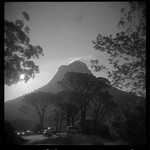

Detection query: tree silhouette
(90, 90), (117, 130)
(20, 92), (55, 130)
(53, 108), (59, 131)
(106, 97), (146, 145)
(55, 91), (80, 126)
(4, 121), (28, 145)
(92, 2), (146, 97)
(11, 119), (32, 131)
(52, 105), (66, 132)
(58, 72), (110, 131)
(5, 12), (44, 86)
(33, 123), (42, 133)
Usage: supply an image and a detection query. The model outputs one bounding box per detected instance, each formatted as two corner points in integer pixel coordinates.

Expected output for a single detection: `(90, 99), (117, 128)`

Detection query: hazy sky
(5, 2), (130, 101)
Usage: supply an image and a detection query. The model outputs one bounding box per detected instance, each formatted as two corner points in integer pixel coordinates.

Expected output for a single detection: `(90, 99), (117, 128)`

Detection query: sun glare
(20, 74), (25, 80)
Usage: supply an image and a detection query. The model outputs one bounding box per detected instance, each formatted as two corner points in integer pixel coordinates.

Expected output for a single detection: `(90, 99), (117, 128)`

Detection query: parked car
(21, 131), (25, 136)
(48, 127), (56, 134)
(66, 126), (81, 135)
(43, 127), (56, 137)
(15, 130), (33, 136)
(15, 131), (21, 136)
(25, 130), (33, 135)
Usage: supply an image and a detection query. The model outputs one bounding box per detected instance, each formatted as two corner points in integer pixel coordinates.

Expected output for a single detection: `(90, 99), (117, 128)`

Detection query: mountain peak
(58, 60), (92, 75)
(37, 60), (92, 93)
(68, 60), (87, 66)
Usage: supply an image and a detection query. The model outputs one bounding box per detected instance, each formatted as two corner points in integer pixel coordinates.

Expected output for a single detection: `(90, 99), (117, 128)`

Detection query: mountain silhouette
(37, 61), (92, 93)
(5, 61), (137, 128)
(4, 61), (93, 126)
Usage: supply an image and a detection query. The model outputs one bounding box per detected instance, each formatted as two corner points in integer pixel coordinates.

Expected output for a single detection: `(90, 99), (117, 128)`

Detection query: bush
(4, 121), (28, 145)
(93, 123), (112, 139)
(82, 120), (112, 138)
(106, 99), (146, 145)
(33, 123), (42, 133)
(82, 124), (93, 135)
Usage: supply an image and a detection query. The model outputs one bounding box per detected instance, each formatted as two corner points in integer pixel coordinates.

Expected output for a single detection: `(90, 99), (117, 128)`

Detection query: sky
(4, 2), (130, 102)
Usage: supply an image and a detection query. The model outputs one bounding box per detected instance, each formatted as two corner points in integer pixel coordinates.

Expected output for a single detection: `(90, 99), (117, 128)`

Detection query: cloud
(68, 57), (82, 64)
(67, 55), (94, 64)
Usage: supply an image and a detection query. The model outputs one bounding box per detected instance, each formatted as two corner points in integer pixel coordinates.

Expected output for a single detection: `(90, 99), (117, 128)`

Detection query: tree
(106, 97), (146, 145)
(53, 106), (66, 132)
(53, 108), (59, 131)
(58, 110), (66, 132)
(19, 92), (55, 130)
(58, 72), (110, 131)
(56, 91), (80, 126)
(92, 2), (146, 97)
(33, 123), (42, 133)
(11, 119), (32, 131)
(90, 90), (117, 130)
(5, 12), (44, 86)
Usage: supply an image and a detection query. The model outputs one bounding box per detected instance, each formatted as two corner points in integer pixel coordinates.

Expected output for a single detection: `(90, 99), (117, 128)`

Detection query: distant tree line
(20, 72), (117, 136)
(20, 70), (146, 145)
(57, 72), (117, 133)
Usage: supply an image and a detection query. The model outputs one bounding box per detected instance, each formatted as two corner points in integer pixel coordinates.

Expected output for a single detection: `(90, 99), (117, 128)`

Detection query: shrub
(4, 121), (28, 145)
(94, 123), (112, 139)
(32, 123), (42, 133)
(106, 98), (146, 145)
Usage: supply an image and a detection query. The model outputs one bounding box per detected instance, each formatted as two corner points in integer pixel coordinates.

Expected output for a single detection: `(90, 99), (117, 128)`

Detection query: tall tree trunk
(39, 116), (43, 131)
(38, 109), (46, 132)
(40, 111), (45, 131)
(80, 107), (86, 131)
(59, 113), (64, 132)
(55, 110), (59, 131)
(71, 116), (74, 126)
(94, 118), (98, 131)
(38, 111), (43, 131)
(67, 114), (70, 126)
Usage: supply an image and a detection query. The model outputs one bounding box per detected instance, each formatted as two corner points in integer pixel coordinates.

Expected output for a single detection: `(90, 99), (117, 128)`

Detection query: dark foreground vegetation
(4, 121), (28, 145)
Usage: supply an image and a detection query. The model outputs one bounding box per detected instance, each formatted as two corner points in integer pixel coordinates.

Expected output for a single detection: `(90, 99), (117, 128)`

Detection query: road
(22, 132), (127, 145)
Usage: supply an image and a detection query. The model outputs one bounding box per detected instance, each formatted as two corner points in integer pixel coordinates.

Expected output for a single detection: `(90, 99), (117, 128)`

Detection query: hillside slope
(5, 61), (136, 128)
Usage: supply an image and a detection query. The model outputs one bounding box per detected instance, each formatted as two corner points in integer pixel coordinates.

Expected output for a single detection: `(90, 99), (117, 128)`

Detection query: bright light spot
(20, 74), (25, 80)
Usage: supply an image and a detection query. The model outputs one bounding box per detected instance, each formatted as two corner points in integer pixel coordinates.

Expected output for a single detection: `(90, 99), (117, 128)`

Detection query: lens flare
(20, 74), (25, 80)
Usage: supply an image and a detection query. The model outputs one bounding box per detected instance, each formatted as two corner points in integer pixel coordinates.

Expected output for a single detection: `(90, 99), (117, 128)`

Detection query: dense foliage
(55, 91), (80, 126)
(92, 2), (146, 97)
(90, 91), (117, 130)
(20, 92), (55, 130)
(5, 12), (44, 85)
(92, 2), (146, 144)
(106, 98), (146, 145)
(58, 72), (116, 132)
